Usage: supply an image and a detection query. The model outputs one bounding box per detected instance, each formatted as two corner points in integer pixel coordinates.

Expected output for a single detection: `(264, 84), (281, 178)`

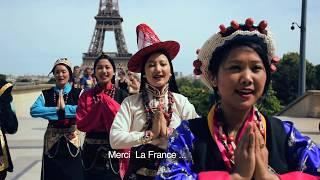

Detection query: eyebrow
(226, 59), (263, 64)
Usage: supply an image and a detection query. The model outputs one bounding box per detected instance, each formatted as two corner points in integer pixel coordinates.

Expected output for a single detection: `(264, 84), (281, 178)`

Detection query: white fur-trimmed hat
(49, 57), (72, 75)
(194, 18), (280, 90)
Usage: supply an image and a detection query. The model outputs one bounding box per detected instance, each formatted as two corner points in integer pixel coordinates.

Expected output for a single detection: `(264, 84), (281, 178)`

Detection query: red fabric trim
(279, 171), (320, 180)
(198, 171), (230, 180)
(128, 41), (180, 73)
(76, 87), (120, 132)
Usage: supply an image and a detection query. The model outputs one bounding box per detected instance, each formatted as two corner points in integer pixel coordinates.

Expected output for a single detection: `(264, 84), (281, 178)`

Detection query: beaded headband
(193, 18), (280, 90)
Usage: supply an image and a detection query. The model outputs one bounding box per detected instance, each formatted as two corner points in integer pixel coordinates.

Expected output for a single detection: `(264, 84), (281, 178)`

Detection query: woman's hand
(56, 90), (61, 110)
(151, 107), (162, 139)
(233, 122), (255, 180)
(158, 105), (168, 137)
(253, 125), (278, 180)
(59, 90), (65, 110)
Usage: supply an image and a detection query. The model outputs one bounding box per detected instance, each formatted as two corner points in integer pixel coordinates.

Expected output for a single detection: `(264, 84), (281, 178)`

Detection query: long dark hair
(140, 51), (180, 93)
(208, 36), (271, 102)
(93, 53), (117, 84)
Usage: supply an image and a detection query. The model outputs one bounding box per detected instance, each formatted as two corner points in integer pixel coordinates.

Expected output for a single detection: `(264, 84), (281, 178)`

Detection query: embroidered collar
(207, 104), (267, 171)
(93, 83), (116, 103)
(54, 83), (72, 94)
(95, 82), (113, 92)
(145, 83), (169, 98)
(142, 83), (174, 130)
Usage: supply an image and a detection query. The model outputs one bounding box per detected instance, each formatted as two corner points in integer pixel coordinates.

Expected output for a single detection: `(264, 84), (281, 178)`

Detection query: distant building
(174, 72), (183, 79)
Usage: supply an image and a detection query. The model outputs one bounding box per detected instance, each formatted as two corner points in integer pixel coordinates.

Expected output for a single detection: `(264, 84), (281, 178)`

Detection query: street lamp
(291, 0), (307, 97)
(290, 22), (300, 30)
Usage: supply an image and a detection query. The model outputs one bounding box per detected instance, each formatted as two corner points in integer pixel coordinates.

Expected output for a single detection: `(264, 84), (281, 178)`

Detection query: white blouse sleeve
(109, 97), (144, 149)
(177, 94), (199, 120)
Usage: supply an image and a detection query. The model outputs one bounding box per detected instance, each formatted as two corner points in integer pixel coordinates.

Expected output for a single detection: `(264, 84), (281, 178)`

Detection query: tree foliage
(314, 64), (320, 89)
(272, 52), (315, 105)
(176, 78), (211, 117)
(256, 85), (282, 116)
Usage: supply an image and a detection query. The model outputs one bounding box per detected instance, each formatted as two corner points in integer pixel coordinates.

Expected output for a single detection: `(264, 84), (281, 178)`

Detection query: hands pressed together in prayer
(56, 90), (65, 111)
(231, 123), (279, 180)
(147, 104), (170, 141)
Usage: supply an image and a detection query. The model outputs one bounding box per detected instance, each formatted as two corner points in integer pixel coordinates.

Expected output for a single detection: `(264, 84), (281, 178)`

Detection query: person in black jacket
(30, 58), (84, 180)
(157, 18), (319, 180)
(0, 78), (18, 179)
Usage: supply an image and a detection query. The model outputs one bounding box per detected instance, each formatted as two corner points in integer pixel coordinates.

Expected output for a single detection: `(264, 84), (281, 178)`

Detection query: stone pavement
(6, 117), (46, 180)
(4, 116), (320, 179)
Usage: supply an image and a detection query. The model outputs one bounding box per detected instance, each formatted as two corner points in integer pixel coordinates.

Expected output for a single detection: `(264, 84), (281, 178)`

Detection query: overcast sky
(1, 0), (319, 76)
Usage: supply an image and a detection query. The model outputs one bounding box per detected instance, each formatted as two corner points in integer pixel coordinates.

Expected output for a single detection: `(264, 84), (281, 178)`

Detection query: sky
(1, 0), (319, 76)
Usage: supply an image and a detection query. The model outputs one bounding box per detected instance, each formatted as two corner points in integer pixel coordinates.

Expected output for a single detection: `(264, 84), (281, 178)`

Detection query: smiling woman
(30, 58), (84, 180)
(76, 53), (129, 180)
(109, 23), (198, 180)
(156, 18), (320, 180)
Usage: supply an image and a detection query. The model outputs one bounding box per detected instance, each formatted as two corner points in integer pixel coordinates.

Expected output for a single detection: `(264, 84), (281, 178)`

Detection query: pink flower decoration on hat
(245, 18), (254, 28)
(219, 24), (227, 33)
(193, 59), (202, 75)
(231, 20), (240, 30)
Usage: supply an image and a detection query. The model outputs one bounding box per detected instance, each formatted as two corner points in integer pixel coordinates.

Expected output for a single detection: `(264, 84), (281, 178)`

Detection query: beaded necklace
(142, 84), (174, 130)
(210, 104), (266, 170)
(93, 84), (116, 103)
(53, 90), (69, 104)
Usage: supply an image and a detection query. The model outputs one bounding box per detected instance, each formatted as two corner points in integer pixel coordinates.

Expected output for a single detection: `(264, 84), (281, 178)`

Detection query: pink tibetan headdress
(193, 18), (280, 90)
(128, 23), (180, 73)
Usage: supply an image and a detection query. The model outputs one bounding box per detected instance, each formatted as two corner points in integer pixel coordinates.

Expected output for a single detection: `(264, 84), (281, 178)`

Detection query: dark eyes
(148, 63), (168, 67)
(252, 65), (264, 72)
(228, 65), (241, 71)
(55, 70), (67, 74)
(227, 65), (264, 72)
(97, 66), (111, 69)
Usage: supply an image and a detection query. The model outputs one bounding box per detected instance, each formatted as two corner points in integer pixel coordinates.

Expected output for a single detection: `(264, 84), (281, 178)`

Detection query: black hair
(93, 53), (116, 84)
(140, 50), (180, 93)
(208, 35), (271, 100)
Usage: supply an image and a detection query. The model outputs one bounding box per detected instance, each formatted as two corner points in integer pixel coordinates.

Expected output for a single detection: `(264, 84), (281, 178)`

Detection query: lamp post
(291, 0), (307, 96)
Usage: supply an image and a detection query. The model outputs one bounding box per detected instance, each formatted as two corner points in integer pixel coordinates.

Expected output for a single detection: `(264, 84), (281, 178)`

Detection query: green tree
(314, 64), (320, 90)
(177, 78), (211, 117)
(257, 85), (283, 116)
(272, 52), (315, 105)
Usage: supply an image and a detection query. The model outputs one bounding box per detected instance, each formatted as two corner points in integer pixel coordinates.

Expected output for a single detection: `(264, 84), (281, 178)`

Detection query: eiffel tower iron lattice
(82, 0), (131, 71)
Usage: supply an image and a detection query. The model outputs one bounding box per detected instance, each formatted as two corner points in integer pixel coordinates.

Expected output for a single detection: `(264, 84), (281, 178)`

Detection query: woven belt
(47, 125), (76, 134)
(84, 137), (109, 145)
(136, 167), (157, 177)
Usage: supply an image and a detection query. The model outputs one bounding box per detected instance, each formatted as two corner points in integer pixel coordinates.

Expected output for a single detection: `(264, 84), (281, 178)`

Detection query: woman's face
(214, 46), (267, 111)
(54, 65), (70, 88)
(85, 67), (93, 76)
(73, 67), (81, 76)
(144, 52), (171, 89)
(94, 59), (114, 85)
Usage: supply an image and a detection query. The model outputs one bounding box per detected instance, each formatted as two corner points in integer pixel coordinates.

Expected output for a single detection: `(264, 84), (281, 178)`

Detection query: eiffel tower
(82, 0), (131, 70)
